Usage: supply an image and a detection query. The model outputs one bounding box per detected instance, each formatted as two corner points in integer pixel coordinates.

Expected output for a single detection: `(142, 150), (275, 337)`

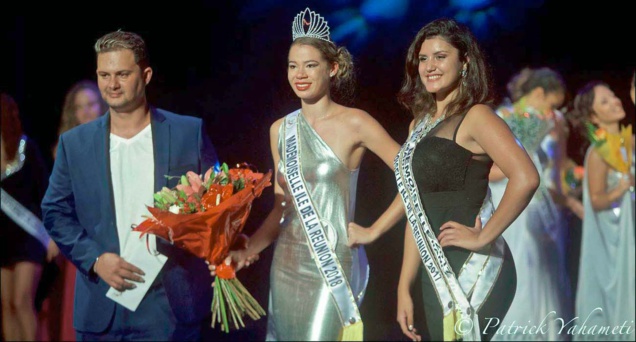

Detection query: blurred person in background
(53, 80), (107, 159)
(489, 67), (574, 341)
(1, 93), (58, 341)
(570, 81), (634, 341)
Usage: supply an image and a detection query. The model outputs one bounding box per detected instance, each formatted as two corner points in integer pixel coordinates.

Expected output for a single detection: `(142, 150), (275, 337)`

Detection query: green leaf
(153, 193), (165, 204)
(220, 176), (229, 186)
(584, 122), (604, 146)
(233, 178), (245, 191)
(221, 163), (229, 175)
(180, 175), (190, 186)
(160, 189), (177, 203)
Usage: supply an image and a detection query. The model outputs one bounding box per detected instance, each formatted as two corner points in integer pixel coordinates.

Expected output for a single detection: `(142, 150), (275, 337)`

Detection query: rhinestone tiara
(292, 7), (331, 42)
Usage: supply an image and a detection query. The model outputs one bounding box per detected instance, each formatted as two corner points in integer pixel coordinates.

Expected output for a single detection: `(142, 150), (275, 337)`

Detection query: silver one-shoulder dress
(266, 111), (368, 341)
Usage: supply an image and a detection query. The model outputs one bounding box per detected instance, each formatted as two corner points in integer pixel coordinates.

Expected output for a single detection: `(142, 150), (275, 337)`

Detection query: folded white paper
(106, 232), (167, 311)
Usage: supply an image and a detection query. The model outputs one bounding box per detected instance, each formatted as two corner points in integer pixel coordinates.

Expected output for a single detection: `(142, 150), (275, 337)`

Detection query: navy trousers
(75, 285), (201, 341)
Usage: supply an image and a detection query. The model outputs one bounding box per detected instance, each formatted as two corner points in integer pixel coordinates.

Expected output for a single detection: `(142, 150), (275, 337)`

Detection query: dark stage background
(3, 1), (634, 340)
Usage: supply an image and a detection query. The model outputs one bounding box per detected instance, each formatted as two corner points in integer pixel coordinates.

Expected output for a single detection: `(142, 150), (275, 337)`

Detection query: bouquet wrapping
(133, 163), (272, 332)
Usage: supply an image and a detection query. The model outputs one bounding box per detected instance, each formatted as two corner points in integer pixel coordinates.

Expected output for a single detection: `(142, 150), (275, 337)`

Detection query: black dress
(412, 114), (517, 341)
(0, 138), (49, 267)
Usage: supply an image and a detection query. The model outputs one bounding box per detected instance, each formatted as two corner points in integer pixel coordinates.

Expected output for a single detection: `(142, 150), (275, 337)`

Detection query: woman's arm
(355, 111), (402, 169)
(347, 195), (405, 246)
(397, 222), (423, 341)
(438, 105), (540, 251)
(346, 117), (409, 246)
(488, 164), (506, 182)
(212, 119), (286, 273)
(586, 148), (632, 211)
(242, 119), (286, 256)
(564, 195), (584, 219)
(547, 113), (566, 197)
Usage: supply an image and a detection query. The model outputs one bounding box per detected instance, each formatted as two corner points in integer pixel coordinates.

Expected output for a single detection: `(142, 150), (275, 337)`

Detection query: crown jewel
(292, 8), (331, 42)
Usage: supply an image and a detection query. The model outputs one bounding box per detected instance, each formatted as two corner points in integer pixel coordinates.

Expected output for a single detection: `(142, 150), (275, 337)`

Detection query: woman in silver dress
(211, 8), (401, 341)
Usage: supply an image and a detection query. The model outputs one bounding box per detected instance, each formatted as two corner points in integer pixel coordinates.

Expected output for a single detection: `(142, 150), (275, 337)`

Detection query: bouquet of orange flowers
(133, 162), (271, 333)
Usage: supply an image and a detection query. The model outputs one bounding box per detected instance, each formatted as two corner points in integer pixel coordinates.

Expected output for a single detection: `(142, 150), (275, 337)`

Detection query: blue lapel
(93, 113), (120, 253)
(151, 107), (170, 192)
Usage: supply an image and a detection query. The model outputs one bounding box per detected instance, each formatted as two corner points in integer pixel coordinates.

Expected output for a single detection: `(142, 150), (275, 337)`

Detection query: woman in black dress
(348, 18), (540, 341)
(395, 18), (541, 341)
(1, 93), (54, 341)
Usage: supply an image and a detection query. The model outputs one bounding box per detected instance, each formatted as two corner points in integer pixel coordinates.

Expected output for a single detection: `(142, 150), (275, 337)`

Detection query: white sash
(1, 188), (50, 249)
(395, 118), (504, 341)
(1, 135), (50, 249)
(283, 110), (362, 330)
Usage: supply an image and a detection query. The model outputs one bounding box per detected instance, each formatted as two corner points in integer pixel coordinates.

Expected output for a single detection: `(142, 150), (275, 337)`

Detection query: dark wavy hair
(397, 18), (493, 123)
(569, 80), (609, 127)
(567, 80), (609, 159)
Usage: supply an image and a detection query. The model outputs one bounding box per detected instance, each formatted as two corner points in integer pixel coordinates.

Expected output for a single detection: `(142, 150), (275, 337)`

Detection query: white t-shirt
(109, 124), (155, 252)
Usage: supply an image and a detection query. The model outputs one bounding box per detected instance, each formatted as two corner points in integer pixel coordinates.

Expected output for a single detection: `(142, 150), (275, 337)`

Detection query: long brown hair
(58, 80), (107, 136)
(397, 18), (493, 123)
(567, 80), (609, 159)
(1, 93), (23, 163)
(569, 81), (608, 127)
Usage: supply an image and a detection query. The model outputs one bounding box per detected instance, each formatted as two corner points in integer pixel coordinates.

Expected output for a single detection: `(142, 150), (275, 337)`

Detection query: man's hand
(94, 252), (145, 291)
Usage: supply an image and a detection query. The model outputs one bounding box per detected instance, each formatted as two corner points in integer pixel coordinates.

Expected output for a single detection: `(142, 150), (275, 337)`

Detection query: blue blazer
(42, 108), (218, 333)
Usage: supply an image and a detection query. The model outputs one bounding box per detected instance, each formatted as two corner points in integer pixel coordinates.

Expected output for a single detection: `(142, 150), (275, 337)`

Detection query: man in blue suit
(42, 30), (219, 340)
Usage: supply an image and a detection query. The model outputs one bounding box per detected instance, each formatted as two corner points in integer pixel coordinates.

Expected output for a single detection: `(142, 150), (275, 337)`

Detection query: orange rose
(595, 128), (607, 141)
(573, 166), (585, 180)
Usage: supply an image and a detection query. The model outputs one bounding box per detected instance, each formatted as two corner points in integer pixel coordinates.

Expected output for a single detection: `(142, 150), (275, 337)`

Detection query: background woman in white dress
(489, 67), (573, 341)
(569, 81), (634, 341)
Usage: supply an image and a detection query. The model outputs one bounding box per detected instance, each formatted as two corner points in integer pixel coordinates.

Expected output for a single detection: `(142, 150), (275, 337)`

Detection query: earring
(460, 68), (467, 78)
(330, 72), (335, 77)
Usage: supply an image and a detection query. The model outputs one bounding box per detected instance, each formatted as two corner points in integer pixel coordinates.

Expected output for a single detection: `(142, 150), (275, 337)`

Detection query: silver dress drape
(574, 147), (635, 341)
(266, 112), (368, 341)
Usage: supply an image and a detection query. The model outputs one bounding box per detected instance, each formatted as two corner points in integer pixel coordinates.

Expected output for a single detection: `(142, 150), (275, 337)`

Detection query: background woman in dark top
(1, 93), (56, 341)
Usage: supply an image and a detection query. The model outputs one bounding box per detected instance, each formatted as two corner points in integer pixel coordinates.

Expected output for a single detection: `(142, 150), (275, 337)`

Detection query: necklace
(422, 114), (445, 136)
